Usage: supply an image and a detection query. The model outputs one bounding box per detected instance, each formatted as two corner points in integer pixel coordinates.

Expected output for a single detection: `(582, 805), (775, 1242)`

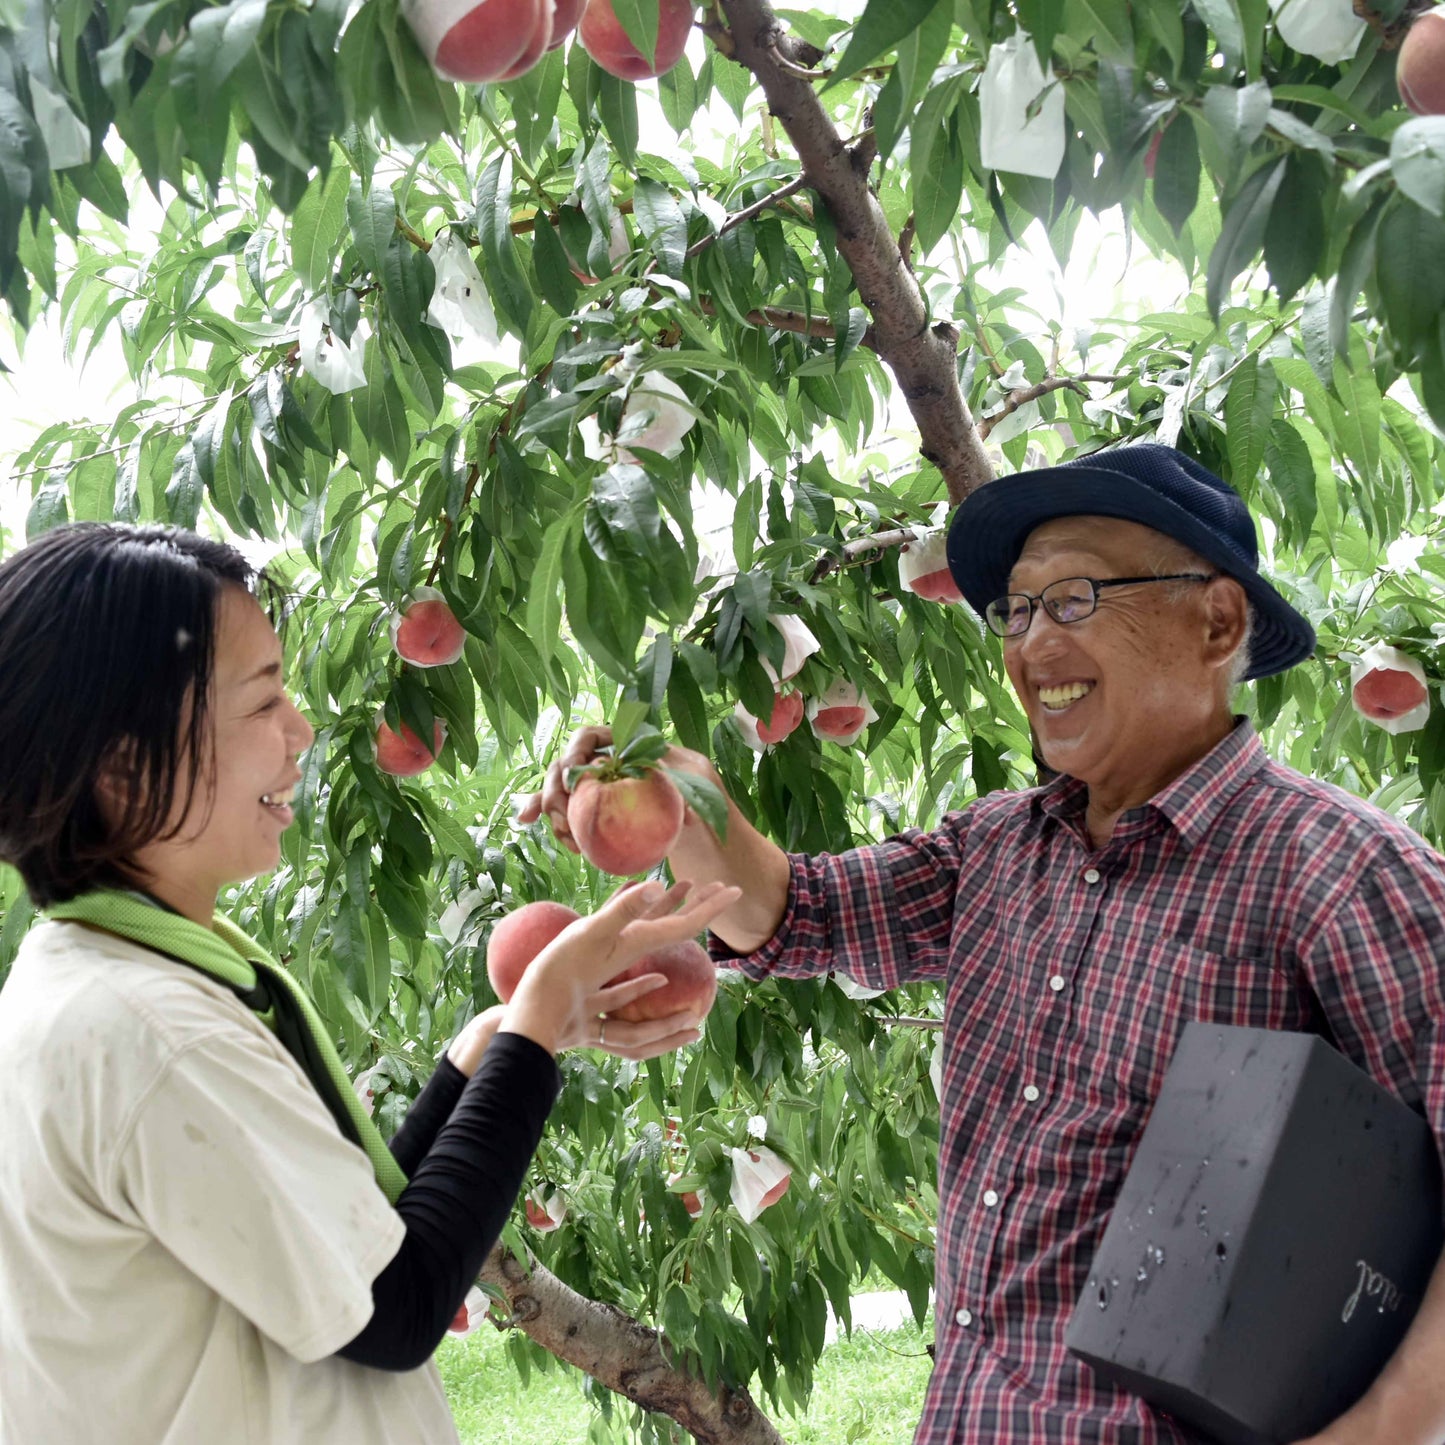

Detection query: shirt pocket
(1078, 938), (1306, 1110)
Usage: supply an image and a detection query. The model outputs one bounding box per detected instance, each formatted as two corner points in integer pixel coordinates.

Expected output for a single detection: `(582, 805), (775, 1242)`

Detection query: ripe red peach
(567, 770), (685, 875)
(606, 938), (717, 1023)
(390, 586), (466, 667)
(485, 900), (580, 1001)
(756, 690), (805, 745)
(548, 0), (586, 46)
(374, 717), (446, 776)
(497, 0), (554, 78)
(1399, 8), (1445, 116)
(578, 0), (694, 80)
(1353, 666), (1429, 720)
(405, 0), (546, 83)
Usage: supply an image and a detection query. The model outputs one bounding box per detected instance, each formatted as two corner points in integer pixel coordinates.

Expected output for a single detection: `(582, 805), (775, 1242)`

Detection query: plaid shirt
(726, 720), (1445, 1444)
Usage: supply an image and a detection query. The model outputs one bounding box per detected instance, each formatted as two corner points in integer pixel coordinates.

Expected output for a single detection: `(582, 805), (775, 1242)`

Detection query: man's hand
(516, 725), (791, 954)
(515, 725), (719, 854)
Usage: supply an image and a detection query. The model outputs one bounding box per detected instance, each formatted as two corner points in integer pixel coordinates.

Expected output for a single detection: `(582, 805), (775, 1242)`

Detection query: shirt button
(1023, 1084), (1041, 1103)
(982, 1189), (1000, 1208)
(1049, 974), (1066, 992)
(1083, 867), (1101, 885)
(955, 1308), (973, 1327)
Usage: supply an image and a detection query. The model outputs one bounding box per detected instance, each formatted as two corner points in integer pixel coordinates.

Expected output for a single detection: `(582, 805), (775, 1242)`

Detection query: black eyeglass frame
(984, 573), (1218, 638)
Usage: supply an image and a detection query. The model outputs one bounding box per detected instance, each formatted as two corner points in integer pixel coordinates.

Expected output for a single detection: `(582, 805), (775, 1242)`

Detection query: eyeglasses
(984, 574), (1217, 638)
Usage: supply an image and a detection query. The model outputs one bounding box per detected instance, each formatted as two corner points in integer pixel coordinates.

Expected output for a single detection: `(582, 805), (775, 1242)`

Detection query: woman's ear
(93, 739), (141, 823)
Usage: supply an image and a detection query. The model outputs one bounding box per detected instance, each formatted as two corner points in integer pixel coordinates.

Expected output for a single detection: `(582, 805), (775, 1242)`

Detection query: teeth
(261, 792), (294, 807)
(1039, 682), (1093, 708)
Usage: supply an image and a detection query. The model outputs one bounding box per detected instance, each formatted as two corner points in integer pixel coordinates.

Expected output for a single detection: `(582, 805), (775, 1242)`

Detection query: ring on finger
(597, 1015), (608, 1047)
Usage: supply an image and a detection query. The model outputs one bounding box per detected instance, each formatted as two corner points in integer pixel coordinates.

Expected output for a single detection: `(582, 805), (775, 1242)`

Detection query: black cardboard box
(1065, 1023), (1443, 1444)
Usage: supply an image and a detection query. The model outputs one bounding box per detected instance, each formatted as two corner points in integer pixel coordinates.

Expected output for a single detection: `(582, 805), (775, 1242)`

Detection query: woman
(0, 523), (735, 1445)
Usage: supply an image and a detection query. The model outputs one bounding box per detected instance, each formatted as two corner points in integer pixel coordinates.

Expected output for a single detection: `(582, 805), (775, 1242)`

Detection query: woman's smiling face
(127, 587), (314, 920)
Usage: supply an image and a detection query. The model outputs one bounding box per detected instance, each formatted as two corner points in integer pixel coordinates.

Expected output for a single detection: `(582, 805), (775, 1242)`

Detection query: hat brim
(945, 466), (1316, 681)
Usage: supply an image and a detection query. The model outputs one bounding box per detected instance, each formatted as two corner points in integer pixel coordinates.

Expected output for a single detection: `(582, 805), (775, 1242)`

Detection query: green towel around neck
(46, 889), (408, 1204)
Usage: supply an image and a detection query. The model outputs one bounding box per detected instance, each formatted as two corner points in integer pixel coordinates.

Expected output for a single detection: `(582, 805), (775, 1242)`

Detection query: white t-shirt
(0, 919), (461, 1445)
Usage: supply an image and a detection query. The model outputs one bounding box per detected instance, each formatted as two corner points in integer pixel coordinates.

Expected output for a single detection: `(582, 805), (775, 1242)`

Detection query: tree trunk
(712, 0), (997, 504)
(479, 1245), (787, 1445)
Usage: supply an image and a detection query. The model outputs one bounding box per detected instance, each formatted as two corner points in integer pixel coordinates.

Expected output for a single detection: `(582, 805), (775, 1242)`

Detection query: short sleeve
(107, 1024), (405, 1364)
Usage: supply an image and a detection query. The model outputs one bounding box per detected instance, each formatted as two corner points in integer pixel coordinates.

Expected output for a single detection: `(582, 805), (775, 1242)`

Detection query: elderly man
(526, 445), (1445, 1443)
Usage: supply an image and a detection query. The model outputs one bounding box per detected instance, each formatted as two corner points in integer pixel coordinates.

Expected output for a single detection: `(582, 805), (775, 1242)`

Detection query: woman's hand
(498, 878), (740, 1058)
(445, 1005), (507, 1078)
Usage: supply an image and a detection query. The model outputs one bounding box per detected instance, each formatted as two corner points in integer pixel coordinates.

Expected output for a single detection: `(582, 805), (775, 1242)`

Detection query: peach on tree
(564, 719), (727, 875)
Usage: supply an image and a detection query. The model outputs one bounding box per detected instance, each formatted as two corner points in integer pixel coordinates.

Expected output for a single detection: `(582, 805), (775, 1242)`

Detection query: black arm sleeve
(387, 1055), (468, 1177)
(335, 1031), (561, 1371)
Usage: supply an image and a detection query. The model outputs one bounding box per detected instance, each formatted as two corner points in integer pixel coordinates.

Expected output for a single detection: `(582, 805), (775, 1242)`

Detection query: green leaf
(664, 767), (729, 843)
(290, 155), (351, 291)
(592, 463), (661, 548)
(1200, 80), (1271, 188)
(474, 153), (533, 337)
(1223, 353), (1275, 487)
(828, 0), (941, 85)
(1153, 112), (1200, 235)
(527, 508), (574, 663)
(347, 179), (396, 276)
(1190, 0), (1243, 69)
(913, 118), (964, 255)
(657, 52), (698, 135)
(609, 0), (660, 66)
(1206, 158), (1285, 318)
(1262, 151), (1324, 304)
(597, 73), (640, 168)
(359, 338), (412, 473)
(1390, 117), (1445, 220)
(1376, 198), (1445, 362)
(1330, 194), (1386, 356)
(632, 178), (688, 277)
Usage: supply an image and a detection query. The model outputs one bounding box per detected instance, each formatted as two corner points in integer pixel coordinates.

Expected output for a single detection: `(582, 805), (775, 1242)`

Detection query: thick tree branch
(697, 296), (878, 350)
(976, 374), (1128, 441)
(808, 527), (919, 584)
(685, 174), (812, 259)
(479, 1245), (786, 1445)
(711, 0), (995, 504)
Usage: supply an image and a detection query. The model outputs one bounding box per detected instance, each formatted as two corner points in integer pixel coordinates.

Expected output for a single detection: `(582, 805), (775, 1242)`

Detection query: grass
(437, 1313), (935, 1443)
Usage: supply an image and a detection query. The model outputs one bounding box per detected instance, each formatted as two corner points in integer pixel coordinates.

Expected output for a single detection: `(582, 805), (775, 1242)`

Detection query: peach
(485, 899), (580, 1001)
(548, 0), (585, 46)
(567, 769), (685, 875)
(898, 531), (963, 603)
(729, 1144), (791, 1222)
(404, 0), (546, 83)
(578, 0), (694, 80)
(374, 717), (446, 776)
(606, 938), (717, 1023)
(1399, 8), (1445, 116)
(390, 586), (466, 667)
(756, 690), (804, 744)
(808, 678), (878, 746)
(525, 1191), (566, 1230)
(1350, 642), (1432, 735)
(497, 0), (554, 78)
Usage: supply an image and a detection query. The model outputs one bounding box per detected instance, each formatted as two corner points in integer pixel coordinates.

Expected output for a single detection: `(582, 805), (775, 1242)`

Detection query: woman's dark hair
(0, 523), (273, 907)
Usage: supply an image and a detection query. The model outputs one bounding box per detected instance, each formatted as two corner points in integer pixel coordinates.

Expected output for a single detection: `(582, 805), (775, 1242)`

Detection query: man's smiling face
(1002, 515), (1237, 809)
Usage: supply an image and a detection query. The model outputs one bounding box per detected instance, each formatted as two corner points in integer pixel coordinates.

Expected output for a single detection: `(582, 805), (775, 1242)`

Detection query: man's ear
(1202, 577), (1249, 665)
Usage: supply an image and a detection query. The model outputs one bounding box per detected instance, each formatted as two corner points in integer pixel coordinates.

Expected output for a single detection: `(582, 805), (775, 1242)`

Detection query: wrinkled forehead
(1009, 515), (1172, 585)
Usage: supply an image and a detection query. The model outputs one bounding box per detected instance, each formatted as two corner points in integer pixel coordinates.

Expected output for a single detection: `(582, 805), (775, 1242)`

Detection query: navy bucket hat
(945, 444), (1315, 681)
